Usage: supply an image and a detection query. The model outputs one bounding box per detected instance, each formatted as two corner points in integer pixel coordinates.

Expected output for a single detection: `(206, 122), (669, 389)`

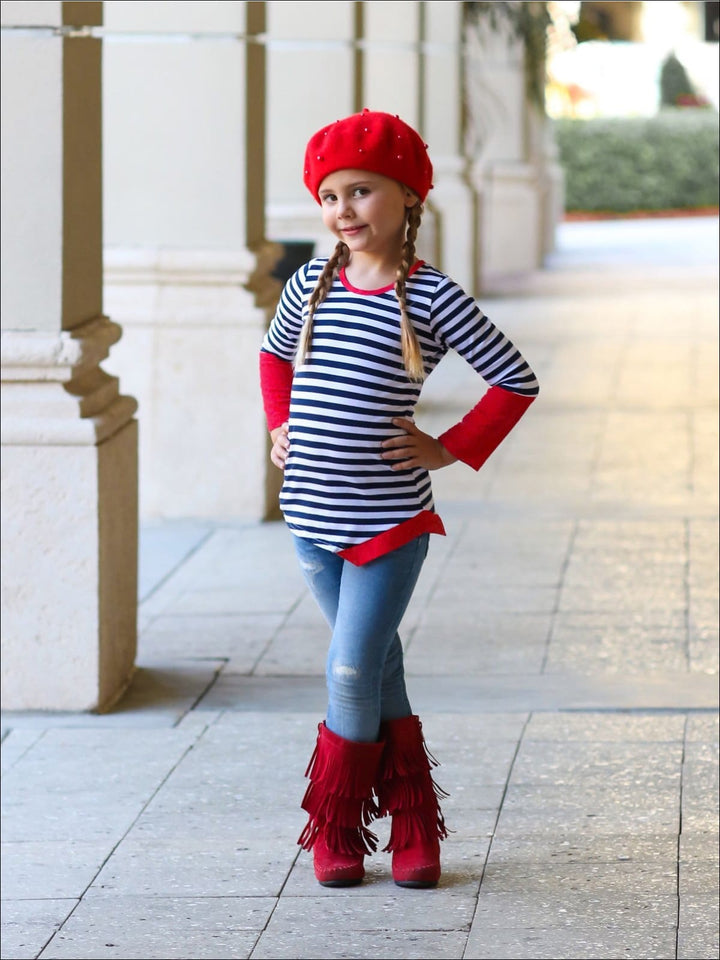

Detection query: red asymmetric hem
(337, 510), (446, 566)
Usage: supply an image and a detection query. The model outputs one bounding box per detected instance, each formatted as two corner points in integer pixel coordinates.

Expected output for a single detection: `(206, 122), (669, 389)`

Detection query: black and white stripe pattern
(261, 259), (538, 552)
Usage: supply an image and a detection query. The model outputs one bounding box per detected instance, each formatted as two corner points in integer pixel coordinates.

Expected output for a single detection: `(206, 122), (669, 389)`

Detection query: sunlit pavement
(2, 215), (718, 960)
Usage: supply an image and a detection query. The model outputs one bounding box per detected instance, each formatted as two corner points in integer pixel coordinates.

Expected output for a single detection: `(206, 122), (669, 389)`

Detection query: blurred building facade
(1, 0), (561, 710)
(546, 0), (719, 117)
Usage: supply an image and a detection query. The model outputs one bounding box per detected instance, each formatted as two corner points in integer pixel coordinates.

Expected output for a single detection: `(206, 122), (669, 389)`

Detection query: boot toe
(313, 837), (366, 887)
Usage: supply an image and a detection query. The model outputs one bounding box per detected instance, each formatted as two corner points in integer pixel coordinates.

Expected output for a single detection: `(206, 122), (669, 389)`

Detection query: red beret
(303, 109), (434, 204)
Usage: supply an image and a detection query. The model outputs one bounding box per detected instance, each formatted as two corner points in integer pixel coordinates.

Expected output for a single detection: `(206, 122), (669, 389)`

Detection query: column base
(476, 161), (543, 284)
(1, 319), (139, 711)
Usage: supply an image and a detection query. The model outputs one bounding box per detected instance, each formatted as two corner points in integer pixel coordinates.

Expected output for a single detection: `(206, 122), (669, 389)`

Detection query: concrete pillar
(362, 0), (422, 120)
(423, 0), (477, 296)
(463, 7), (550, 286)
(360, 1), (440, 266)
(265, 0), (357, 257)
(527, 100), (565, 264)
(102, 1), (280, 521)
(1, 0), (139, 711)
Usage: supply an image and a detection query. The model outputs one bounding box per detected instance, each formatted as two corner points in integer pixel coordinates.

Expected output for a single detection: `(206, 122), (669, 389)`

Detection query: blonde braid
(395, 203), (425, 382)
(297, 241), (350, 367)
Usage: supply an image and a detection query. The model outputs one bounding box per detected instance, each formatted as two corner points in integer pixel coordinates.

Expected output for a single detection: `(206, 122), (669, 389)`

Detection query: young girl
(259, 109), (539, 889)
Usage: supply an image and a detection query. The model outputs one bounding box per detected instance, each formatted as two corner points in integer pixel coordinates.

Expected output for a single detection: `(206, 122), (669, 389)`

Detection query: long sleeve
(428, 276), (539, 470)
(259, 260), (315, 430)
(438, 385), (536, 471)
(259, 350), (293, 430)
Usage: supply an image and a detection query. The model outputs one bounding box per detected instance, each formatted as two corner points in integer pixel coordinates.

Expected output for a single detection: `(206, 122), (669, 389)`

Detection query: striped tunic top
(260, 258), (538, 563)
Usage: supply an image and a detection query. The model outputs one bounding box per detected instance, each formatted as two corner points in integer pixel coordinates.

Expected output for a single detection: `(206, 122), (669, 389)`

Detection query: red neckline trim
(339, 260), (425, 295)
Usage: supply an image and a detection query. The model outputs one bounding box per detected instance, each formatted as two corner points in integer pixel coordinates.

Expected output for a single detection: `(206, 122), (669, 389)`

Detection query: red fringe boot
(376, 715), (449, 888)
(297, 722), (384, 887)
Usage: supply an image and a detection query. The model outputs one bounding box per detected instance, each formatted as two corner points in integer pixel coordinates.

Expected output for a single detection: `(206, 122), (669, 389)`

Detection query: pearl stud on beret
(303, 109), (434, 204)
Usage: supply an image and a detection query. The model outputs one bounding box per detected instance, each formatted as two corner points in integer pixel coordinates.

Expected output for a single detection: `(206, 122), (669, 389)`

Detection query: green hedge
(553, 111), (719, 213)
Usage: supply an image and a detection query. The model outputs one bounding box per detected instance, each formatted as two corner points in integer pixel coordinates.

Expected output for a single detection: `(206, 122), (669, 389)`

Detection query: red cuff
(438, 386), (536, 471)
(259, 350), (293, 430)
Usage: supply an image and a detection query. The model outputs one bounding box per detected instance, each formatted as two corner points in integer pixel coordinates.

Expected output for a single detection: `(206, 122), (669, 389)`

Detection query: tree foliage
(464, 1), (551, 109)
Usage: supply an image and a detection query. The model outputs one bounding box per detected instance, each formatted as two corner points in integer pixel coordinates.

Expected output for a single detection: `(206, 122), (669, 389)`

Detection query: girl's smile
(318, 169), (417, 270)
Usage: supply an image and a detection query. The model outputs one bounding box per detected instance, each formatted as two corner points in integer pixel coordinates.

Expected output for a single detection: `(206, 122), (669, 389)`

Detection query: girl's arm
(259, 260), (315, 430)
(381, 384), (535, 473)
(426, 278), (540, 470)
(437, 386), (535, 471)
(260, 350), (292, 471)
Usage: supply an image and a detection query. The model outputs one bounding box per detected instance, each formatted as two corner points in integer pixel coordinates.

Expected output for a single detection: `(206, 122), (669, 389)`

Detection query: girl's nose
(338, 198), (354, 218)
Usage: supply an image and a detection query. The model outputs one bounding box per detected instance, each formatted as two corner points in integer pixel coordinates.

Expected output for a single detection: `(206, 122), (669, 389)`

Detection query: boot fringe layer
(381, 801), (448, 852)
(301, 783), (380, 830)
(377, 775), (449, 812)
(378, 727), (443, 783)
(376, 715), (450, 854)
(297, 722), (384, 857)
(298, 819), (379, 857)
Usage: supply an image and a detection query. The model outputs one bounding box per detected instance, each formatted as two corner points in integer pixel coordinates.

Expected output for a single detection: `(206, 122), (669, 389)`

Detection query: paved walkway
(2, 216), (718, 960)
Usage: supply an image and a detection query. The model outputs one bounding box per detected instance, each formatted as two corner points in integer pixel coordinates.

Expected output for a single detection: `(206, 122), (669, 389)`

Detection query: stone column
(102, 1), (280, 521)
(265, 0), (357, 257)
(527, 86), (565, 265)
(1, 0), (139, 711)
(360, 1), (440, 266)
(463, 7), (549, 286)
(423, 0), (477, 296)
(362, 0), (423, 121)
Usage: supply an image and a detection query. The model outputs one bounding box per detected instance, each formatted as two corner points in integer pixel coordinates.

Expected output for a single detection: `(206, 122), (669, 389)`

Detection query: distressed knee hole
(298, 557), (325, 577)
(331, 662), (360, 679)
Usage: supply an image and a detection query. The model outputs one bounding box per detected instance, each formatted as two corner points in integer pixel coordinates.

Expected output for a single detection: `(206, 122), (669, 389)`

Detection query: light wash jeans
(293, 533), (429, 743)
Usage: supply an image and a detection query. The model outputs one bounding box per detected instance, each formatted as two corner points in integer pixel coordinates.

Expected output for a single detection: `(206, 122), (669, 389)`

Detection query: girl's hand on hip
(381, 418), (457, 471)
(270, 422), (290, 470)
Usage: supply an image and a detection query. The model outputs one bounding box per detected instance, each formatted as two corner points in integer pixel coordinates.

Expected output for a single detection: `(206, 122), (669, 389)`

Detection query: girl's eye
(321, 194), (337, 203)
(353, 187), (369, 197)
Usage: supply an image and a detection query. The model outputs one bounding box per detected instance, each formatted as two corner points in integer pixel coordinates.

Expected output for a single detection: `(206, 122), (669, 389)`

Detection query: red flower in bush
(676, 93), (711, 107)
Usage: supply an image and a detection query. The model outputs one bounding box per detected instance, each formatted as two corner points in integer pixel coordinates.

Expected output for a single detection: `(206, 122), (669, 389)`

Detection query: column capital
(1, 316), (138, 445)
(2, 315), (122, 380)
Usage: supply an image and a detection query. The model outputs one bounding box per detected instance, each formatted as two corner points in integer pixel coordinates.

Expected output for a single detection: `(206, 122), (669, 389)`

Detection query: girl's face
(318, 169), (417, 260)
